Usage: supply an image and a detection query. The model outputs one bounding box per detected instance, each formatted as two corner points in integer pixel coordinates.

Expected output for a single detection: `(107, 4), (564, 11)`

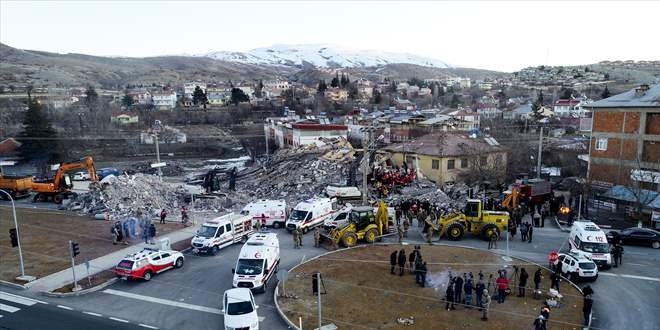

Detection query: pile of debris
(128, 160), (186, 177)
(67, 173), (226, 219)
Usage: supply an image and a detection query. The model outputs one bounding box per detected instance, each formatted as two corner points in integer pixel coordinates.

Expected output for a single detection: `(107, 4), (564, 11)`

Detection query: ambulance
(240, 199), (287, 229)
(568, 221), (612, 269)
(190, 213), (254, 255)
(285, 197), (338, 233)
(232, 232), (280, 293)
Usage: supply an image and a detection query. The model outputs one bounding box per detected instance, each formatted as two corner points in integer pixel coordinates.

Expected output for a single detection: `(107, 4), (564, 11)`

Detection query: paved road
(0, 290), (149, 330)
(3, 223), (660, 330)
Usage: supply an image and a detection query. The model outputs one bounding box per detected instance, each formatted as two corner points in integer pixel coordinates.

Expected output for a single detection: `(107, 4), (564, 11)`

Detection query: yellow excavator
(425, 199), (509, 241)
(32, 156), (99, 204)
(325, 202), (389, 247)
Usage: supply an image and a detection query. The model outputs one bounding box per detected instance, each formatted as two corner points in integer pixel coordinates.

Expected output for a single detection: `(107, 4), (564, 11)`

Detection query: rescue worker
(416, 261), (427, 287)
(111, 222), (120, 245)
(159, 208), (167, 224)
(426, 224), (433, 244)
(402, 217), (410, 238)
(612, 244), (624, 267)
(534, 267), (543, 292)
(454, 274), (464, 305)
(397, 223), (404, 243)
(445, 279), (456, 311)
(475, 278), (486, 308)
(583, 285), (594, 327)
(255, 218), (262, 231)
(314, 227), (321, 248)
(293, 228), (301, 249)
(390, 250), (398, 274)
(481, 292), (491, 320)
(527, 223), (534, 243)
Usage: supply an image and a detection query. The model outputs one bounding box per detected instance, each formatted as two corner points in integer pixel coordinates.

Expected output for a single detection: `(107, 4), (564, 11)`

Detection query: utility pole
(317, 273), (322, 330)
(362, 128), (371, 205)
(155, 133), (162, 180)
(1, 189), (33, 281)
(536, 126), (543, 178)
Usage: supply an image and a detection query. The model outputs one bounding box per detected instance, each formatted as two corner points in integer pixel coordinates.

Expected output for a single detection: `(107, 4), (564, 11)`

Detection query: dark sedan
(607, 227), (660, 249)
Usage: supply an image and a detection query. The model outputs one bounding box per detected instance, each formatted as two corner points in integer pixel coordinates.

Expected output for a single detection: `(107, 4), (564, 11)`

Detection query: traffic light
(70, 241), (80, 257)
(9, 228), (18, 247)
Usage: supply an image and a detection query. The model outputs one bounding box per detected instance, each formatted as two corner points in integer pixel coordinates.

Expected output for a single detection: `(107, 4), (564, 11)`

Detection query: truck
(0, 170), (33, 199)
(511, 178), (553, 204)
(240, 199), (287, 229)
(232, 232), (280, 293)
(190, 213), (254, 255)
(285, 197), (338, 233)
(32, 156), (99, 204)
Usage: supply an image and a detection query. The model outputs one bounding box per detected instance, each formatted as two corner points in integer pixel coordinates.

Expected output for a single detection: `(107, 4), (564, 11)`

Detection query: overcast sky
(1, 1), (658, 72)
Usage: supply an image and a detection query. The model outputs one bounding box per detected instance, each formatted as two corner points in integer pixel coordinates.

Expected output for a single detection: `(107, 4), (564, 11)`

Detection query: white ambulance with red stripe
(191, 213), (254, 255)
(240, 199), (287, 229)
(568, 221), (613, 269)
(232, 232), (280, 293)
(286, 197), (338, 233)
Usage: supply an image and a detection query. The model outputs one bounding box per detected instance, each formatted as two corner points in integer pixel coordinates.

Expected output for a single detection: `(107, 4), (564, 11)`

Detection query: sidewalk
(26, 224), (200, 293)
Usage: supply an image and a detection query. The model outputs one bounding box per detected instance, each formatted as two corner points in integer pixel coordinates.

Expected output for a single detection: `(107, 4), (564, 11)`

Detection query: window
(225, 223), (232, 232)
(431, 159), (440, 170)
(447, 159), (455, 170)
(215, 226), (225, 237)
(596, 137), (608, 151)
(160, 252), (170, 259)
(461, 158), (468, 168)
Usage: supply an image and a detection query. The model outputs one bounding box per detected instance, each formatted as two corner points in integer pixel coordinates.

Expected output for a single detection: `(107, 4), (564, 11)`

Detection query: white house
(152, 91), (177, 111)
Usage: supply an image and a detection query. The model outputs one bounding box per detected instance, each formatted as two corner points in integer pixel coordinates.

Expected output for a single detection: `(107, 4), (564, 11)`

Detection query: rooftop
(382, 133), (506, 158)
(585, 84), (660, 108)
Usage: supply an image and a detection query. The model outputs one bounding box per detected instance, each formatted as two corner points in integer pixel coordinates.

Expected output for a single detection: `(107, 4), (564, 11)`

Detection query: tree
(122, 94), (134, 108)
(85, 86), (98, 110)
(230, 88), (250, 105)
(373, 89), (382, 104)
(17, 94), (59, 167)
(601, 85), (611, 99)
(331, 72), (339, 88)
(317, 80), (328, 93)
(450, 94), (461, 108)
(560, 87), (577, 99)
(347, 82), (358, 100)
(254, 79), (264, 98)
(192, 86), (208, 109)
(340, 73), (349, 88)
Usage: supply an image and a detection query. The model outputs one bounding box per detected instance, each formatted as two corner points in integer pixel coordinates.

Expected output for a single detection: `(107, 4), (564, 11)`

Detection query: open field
(278, 244), (584, 330)
(0, 207), (183, 283)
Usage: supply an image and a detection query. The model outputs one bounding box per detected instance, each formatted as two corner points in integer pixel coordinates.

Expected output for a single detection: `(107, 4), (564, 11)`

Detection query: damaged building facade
(265, 114), (348, 148)
(381, 133), (508, 185)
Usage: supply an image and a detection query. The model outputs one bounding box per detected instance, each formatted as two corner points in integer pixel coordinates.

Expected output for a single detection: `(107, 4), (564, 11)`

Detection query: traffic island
(276, 244), (584, 330)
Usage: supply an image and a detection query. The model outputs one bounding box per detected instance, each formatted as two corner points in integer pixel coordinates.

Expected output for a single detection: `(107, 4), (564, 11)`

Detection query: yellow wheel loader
(326, 206), (386, 247)
(425, 199), (509, 241)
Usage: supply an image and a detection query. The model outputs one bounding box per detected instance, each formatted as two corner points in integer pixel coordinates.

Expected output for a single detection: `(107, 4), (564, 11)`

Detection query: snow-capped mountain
(202, 44), (452, 69)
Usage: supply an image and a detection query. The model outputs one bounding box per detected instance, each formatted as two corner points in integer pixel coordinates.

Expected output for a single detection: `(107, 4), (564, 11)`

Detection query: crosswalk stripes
(0, 291), (45, 317)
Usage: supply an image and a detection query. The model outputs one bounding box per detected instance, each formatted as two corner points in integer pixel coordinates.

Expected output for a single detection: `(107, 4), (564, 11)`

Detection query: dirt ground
(278, 245), (584, 330)
(0, 207), (185, 284)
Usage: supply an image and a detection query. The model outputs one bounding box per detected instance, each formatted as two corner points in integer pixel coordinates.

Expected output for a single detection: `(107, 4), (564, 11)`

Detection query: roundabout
(276, 244), (584, 330)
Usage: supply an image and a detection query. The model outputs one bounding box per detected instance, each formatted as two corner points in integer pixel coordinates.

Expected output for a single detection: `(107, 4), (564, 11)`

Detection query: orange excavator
(32, 156), (99, 204)
(500, 187), (520, 211)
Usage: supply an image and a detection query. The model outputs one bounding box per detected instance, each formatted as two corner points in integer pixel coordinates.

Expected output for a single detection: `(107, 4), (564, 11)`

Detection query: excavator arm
(501, 187), (520, 211)
(53, 156), (98, 188)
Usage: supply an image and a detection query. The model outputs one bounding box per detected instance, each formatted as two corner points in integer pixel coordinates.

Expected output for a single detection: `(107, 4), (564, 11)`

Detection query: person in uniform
(314, 227), (321, 248)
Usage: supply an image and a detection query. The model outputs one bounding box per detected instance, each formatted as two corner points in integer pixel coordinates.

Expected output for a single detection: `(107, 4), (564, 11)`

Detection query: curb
(43, 277), (118, 298)
(0, 279), (28, 290)
(554, 216), (571, 232)
(274, 242), (586, 329)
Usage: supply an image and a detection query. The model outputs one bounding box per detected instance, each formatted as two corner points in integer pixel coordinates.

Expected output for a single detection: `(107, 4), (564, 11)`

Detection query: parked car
(222, 288), (259, 330)
(607, 227), (660, 249)
(72, 171), (91, 181)
(114, 247), (184, 281)
(557, 251), (599, 282)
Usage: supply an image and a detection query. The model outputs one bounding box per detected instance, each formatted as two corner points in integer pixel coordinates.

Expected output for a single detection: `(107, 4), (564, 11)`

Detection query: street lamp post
(0, 189), (34, 281)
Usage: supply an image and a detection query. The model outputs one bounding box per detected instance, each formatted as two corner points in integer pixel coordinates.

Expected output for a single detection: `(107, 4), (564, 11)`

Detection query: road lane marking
(103, 289), (222, 315)
(139, 324), (159, 329)
(110, 317), (130, 323)
(0, 291), (46, 305)
(621, 274), (659, 282)
(598, 272), (659, 281)
(57, 305), (73, 310)
(0, 303), (20, 313)
(83, 311), (103, 317)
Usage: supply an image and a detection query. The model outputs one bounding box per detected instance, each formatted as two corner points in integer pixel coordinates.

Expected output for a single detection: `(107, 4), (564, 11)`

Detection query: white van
(286, 197), (338, 233)
(232, 232), (280, 293)
(191, 213), (254, 255)
(568, 221), (612, 269)
(240, 199), (287, 229)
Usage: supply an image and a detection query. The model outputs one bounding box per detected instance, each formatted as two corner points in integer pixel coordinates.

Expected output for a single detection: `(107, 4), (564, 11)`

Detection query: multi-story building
(265, 116), (348, 148)
(585, 84), (660, 193)
(152, 91), (178, 111)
